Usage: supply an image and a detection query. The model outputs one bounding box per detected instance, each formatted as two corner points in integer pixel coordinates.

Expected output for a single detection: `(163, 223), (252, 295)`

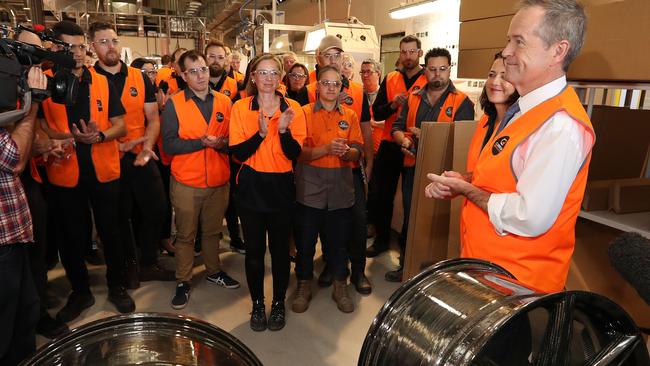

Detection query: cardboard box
(459, 15), (513, 50)
(588, 106), (650, 181)
(403, 122), (454, 280)
(582, 180), (614, 211)
(458, 48), (504, 79)
(448, 121), (478, 259)
(460, 0), (517, 22)
(609, 178), (650, 214)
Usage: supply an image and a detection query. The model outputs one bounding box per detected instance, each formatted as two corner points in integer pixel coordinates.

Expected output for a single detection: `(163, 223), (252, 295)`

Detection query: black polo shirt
(93, 61), (157, 104)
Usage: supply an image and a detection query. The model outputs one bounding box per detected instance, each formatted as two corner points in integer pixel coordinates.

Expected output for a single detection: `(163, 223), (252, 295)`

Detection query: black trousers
(367, 141), (404, 247)
(50, 174), (125, 292)
(225, 160), (243, 241)
(239, 206), (292, 302)
(349, 168), (367, 273)
(120, 153), (166, 267)
(0, 243), (39, 366)
(21, 171), (48, 319)
(295, 204), (352, 281)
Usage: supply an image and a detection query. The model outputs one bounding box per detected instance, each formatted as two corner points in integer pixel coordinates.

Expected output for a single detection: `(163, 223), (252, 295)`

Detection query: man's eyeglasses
(400, 49), (419, 55)
(342, 62), (353, 68)
(288, 73), (307, 80)
(359, 70), (377, 76)
(184, 66), (209, 77)
(426, 65), (450, 73)
(254, 69), (281, 79)
(319, 80), (342, 88)
(93, 38), (120, 48)
(322, 53), (341, 61)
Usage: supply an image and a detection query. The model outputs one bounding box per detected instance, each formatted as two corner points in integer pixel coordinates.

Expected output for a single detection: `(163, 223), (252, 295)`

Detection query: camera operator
(15, 27), (71, 340)
(0, 57), (47, 365)
(38, 20), (131, 323)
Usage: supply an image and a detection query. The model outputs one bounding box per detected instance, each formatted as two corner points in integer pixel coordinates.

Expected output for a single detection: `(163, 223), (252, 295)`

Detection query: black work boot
(250, 300), (267, 332)
(268, 300), (286, 331)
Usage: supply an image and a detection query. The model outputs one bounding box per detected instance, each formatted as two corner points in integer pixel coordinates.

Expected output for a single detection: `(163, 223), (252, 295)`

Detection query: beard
(102, 50), (120, 67)
(209, 64), (223, 78)
(429, 79), (448, 90)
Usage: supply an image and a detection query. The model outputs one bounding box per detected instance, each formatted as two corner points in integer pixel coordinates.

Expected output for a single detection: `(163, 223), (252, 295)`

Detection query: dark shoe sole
(354, 284), (372, 295)
(171, 302), (188, 310)
(268, 322), (285, 331)
(250, 323), (267, 332)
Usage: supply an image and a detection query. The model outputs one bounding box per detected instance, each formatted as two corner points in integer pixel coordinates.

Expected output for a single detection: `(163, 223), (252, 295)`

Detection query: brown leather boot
(332, 280), (354, 313)
(291, 280), (312, 313)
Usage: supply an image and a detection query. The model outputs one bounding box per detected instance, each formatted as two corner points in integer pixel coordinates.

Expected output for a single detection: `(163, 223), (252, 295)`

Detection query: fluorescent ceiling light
(188, 1), (202, 6)
(304, 28), (326, 53)
(389, 0), (439, 20)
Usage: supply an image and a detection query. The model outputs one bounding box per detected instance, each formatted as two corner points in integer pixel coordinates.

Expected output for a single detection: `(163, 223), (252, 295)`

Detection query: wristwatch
(98, 131), (106, 142)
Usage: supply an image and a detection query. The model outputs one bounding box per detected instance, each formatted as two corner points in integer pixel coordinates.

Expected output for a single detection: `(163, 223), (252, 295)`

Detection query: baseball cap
(318, 35), (343, 53)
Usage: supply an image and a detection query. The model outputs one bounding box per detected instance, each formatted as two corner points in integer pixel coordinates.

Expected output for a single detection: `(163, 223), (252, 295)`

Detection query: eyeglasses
(254, 69), (281, 80)
(426, 65), (450, 73)
(322, 52), (341, 61)
(288, 72), (307, 80)
(359, 70), (377, 76)
(69, 43), (87, 52)
(184, 66), (209, 77)
(319, 80), (342, 88)
(142, 70), (157, 76)
(93, 38), (120, 48)
(400, 49), (419, 55)
(342, 62), (353, 68)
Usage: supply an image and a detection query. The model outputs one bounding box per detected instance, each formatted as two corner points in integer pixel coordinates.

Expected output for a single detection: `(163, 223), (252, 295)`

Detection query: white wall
(117, 36), (196, 59)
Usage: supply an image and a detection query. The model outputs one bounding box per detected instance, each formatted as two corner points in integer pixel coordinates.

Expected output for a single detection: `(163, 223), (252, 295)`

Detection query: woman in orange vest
(230, 53), (307, 332)
(467, 52), (518, 173)
(293, 65), (364, 314)
(284, 63), (310, 106)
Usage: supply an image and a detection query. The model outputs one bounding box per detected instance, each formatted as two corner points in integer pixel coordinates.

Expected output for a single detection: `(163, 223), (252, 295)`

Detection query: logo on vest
(412, 86), (421, 92)
(445, 106), (453, 117)
(492, 136), (510, 155)
(223, 90), (231, 97)
(96, 100), (103, 112)
(344, 96), (354, 105)
(338, 120), (349, 130)
(129, 87), (138, 97)
(216, 112), (225, 123)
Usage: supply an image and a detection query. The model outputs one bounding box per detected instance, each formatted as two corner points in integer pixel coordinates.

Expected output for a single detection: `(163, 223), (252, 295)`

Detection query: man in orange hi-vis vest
(426, 0), (595, 295)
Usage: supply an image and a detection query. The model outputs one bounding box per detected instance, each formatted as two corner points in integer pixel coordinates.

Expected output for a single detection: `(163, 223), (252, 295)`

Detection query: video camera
(0, 24), (79, 127)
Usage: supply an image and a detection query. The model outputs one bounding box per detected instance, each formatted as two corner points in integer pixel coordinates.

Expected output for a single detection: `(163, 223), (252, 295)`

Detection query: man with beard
(39, 20), (132, 322)
(389, 47), (474, 281)
(206, 41), (239, 102)
(89, 21), (174, 288)
(365, 35), (427, 259)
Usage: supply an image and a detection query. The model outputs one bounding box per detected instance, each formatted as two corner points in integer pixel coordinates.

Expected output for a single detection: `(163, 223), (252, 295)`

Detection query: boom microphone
(608, 232), (650, 305)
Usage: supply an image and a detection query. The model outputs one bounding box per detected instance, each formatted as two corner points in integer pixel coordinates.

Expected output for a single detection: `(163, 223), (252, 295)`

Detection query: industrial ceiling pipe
(359, 258), (650, 366)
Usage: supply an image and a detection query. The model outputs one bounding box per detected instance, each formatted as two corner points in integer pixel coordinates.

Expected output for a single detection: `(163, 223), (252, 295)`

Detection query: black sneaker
(56, 291), (95, 323)
(37, 313), (70, 339)
(317, 265), (333, 288)
(171, 282), (191, 310)
(139, 264), (176, 282)
(206, 271), (240, 289)
(268, 301), (286, 331)
(108, 286), (136, 313)
(250, 300), (267, 332)
(230, 237), (246, 254)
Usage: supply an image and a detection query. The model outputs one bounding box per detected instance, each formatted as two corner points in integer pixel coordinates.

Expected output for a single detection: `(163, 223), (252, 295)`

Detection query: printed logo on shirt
(129, 87), (138, 97)
(412, 86), (421, 92)
(492, 136), (510, 155)
(216, 112), (225, 123)
(344, 96), (354, 105)
(445, 106), (453, 117)
(223, 90), (231, 97)
(96, 100), (103, 112)
(338, 120), (350, 130)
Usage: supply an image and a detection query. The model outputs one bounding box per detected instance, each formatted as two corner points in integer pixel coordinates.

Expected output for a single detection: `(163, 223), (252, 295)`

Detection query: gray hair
(519, 0), (587, 71)
(361, 59), (382, 75)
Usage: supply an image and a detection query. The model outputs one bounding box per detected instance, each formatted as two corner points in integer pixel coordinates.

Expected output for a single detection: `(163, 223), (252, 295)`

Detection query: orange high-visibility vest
(382, 70), (428, 142)
(41, 69), (120, 187)
(460, 86), (595, 293)
(466, 113), (490, 172)
(118, 66), (146, 155)
(156, 67), (173, 86)
(369, 105), (383, 154)
(169, 90), (231, 188)
(215, 76), (239, 101)
(401, 88), (469, 167)
(308, 69), (317, 84)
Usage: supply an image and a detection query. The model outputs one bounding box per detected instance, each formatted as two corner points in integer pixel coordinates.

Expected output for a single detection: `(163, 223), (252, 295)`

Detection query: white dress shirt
(487, 76), (594, 237)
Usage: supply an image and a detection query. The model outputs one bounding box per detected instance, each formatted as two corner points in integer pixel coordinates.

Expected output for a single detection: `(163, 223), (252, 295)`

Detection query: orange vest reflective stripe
(229, 96), (307, 173)
(41, 69), (120, 187)
(402, 88), (469, 167)
(383, 71), (428, 141)
(301, 103), (363, 169)
(460, 86), (595, 293)
(170, 90), (231, 188)
(119, 66), (146, 155)
(218, 76), (239, 101)
(466, 113), (490, 172)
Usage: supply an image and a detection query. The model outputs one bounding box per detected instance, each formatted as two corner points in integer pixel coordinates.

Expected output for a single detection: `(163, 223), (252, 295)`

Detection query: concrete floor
(38, 237), (402, 366)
